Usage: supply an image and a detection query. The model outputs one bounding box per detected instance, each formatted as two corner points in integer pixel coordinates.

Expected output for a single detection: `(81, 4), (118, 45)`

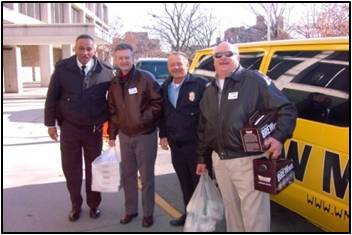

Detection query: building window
(71, 7), (80, 23)
(51, 3), (64, 23)
(95, 3), (102, 18)
(103, 5), (108, 24)
(85, 3), (94, 12)
(3, 3), (14, 9)
(19, 3), (41, 20)
(85, 16), (93, 24)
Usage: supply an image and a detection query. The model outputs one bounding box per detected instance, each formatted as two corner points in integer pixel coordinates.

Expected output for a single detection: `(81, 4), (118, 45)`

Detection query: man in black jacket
(196, 41), (297, 232)
(159, 51), (208, 226)
(44, 34), (112, 222)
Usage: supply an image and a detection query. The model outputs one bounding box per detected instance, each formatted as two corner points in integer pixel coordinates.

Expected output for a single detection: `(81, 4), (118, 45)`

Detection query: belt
(64, 120), (103, 133)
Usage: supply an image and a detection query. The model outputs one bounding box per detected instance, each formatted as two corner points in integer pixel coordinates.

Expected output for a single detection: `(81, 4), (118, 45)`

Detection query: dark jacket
(44, 55), (113, 127)
(108, 66), (163, 138)
(159, 74), (208, 144)
(197, 66), (297, 163)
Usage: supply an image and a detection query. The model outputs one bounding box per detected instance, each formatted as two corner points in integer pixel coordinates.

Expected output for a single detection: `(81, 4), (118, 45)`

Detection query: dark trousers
(60, 120), (102, 211)
(170, 141), (199, 213)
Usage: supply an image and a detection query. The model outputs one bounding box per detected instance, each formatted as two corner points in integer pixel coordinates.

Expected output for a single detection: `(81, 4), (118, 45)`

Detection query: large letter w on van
(286, 141), (311, 181)
(323, 151), (350, 199)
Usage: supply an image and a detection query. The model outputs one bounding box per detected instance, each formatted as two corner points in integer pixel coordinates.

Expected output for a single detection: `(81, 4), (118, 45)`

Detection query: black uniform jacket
(197, 66), (297, 163)
(44, 55), (113, 127)
(159, 74), (208, 144)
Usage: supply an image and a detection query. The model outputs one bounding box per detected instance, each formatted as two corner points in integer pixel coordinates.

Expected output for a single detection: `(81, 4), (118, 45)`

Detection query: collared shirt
(76, 57), (94, 76)
(168, 77), (185, 108)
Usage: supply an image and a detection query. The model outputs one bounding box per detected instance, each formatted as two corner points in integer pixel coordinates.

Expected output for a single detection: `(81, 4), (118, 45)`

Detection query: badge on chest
(128, 87), (138, 95)
(188, 91), (196, 102)
(228, 91), (238, 100)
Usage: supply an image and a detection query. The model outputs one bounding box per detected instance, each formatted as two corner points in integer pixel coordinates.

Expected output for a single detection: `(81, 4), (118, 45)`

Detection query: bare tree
(96, 16), (123, 64)
(293, 3), (349, 38)
(193, 12), (217, 48)
(146, 3), (217, 55)
(109, 15), (123, 38)
(247, 3), (294, 40)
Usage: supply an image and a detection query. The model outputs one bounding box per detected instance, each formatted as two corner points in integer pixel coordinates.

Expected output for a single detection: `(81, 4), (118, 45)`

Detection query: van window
(240, 52), (264, 70)
(268, 50), (349, 127)
(195, 52), (264, 72)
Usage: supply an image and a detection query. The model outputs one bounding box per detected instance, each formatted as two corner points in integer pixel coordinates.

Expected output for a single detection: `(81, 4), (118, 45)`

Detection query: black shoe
(89, 208), (101, 219)
(120, 213), (138, 224)
(68, 209), (81, 222)
(169, 214), (186, 226)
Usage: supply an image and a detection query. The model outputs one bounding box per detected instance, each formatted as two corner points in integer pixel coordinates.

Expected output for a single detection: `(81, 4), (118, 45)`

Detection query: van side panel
(264, 42), (349, 232)
(190, 38), (350, 232)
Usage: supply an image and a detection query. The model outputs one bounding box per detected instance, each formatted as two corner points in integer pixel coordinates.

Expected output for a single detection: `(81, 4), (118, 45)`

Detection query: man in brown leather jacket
(108, 43), (163, 228)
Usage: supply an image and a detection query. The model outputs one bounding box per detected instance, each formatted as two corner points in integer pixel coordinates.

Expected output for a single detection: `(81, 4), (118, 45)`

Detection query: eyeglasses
(214, 51), (235, 59)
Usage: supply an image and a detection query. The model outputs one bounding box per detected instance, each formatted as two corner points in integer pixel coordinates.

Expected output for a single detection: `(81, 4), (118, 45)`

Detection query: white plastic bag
(184, 173), (224, 232)
(91, 147), (121, 192)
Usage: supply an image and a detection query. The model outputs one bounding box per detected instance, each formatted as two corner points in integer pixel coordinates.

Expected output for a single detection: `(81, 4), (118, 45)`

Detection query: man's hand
(108, 139), (116, 147)
(196, 163), (207, 175)
(264, 137), (283, 160)
(159, 137), (169, 150)
(48, 127), (58, 141)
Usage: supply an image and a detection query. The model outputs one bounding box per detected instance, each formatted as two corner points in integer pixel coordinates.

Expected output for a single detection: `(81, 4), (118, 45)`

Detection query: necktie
(81, 65), (86, 76)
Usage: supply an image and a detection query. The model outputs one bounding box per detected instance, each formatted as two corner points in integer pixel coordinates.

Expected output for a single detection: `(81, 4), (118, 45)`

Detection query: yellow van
(190, 37), (349, 232)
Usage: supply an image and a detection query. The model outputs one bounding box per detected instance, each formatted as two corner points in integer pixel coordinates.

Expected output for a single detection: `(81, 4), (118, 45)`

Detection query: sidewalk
(3, 83), (185, 232)
(2, 84), (324, 233)
(3, 82), (48, 100)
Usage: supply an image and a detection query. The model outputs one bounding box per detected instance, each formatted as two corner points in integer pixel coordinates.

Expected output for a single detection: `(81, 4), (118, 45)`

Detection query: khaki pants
(212, 152), (270, 232)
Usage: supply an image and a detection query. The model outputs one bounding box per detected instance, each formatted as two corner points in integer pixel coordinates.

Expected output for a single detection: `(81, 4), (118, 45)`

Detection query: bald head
(214, 41), (239, 55)
(213, 41), (240, 79)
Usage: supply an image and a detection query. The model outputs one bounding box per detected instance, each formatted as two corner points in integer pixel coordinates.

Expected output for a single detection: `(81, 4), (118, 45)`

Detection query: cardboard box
(253, 157), (294, 194)
(240, 111), (277, 153)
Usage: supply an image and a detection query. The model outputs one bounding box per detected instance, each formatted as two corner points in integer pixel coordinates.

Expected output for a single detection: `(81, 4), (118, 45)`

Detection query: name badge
(228, 92), (238, 100)
(128, 87), (138, 95)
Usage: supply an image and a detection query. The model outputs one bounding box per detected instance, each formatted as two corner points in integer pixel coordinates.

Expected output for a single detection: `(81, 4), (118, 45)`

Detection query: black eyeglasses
(214, 51), (235, 59)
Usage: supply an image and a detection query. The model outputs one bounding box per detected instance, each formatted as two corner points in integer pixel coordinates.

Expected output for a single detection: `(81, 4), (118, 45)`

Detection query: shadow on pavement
(2, 180), (183, 233)
(5, 109), (44, 123)
(3, 173), (323, 232)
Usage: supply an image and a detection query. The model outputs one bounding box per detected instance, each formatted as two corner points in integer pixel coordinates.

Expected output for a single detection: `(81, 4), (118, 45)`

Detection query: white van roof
(137, 57), (168, 62)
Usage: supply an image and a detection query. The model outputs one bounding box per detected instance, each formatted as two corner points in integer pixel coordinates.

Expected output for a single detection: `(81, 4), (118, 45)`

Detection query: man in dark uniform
(44, 34), (113, 222)
(159, 51), (208, 226)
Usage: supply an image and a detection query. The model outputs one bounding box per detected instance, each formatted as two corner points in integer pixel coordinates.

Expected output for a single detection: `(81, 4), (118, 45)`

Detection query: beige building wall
(3, 2), (111, 93)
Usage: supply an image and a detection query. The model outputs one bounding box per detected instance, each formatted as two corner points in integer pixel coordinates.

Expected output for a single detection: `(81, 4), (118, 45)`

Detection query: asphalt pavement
(2, 82), (324, 233)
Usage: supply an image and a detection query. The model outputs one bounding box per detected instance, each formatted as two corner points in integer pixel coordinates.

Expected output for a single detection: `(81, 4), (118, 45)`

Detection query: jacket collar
(164, 73), (195, 87)
(229, 65), (245, 82)
(66, 55), (102, 73)
(117, 65), (136, 83)
(211, 65), (245, 87)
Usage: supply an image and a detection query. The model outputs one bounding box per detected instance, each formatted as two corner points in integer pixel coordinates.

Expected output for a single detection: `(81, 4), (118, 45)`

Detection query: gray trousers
(118, 130), (157, 217)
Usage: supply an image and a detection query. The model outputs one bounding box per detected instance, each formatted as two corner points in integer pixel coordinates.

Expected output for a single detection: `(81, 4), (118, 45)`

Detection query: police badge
(188, 91), (195, 102)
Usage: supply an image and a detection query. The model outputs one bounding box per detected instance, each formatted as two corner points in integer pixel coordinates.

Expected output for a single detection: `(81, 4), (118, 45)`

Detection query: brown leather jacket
(108, 66), (163, 138)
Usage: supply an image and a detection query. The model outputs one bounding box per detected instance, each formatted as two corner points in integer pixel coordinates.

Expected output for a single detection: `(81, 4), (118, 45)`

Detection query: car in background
(136, 58), (169, 85)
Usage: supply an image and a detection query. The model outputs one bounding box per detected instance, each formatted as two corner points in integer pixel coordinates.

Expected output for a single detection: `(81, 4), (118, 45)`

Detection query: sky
(106, 3), (256, 42)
